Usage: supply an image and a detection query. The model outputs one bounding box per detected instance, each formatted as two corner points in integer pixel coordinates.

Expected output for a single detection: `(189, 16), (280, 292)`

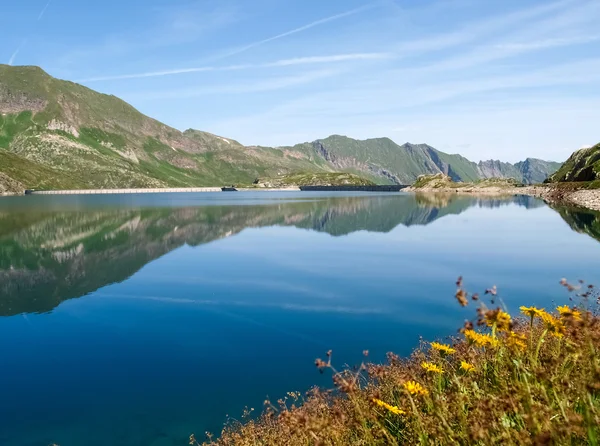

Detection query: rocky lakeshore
(404, 175), (600, 212)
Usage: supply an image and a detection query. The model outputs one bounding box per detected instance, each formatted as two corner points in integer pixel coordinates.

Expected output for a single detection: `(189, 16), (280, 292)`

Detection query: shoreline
(6, 184), (600, 212)
(7, 185), (406, 196)
(404, 184), (600, 212)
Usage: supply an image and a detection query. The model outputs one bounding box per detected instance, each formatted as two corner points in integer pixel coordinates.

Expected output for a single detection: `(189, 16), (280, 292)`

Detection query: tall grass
(195, 278), (600, 445)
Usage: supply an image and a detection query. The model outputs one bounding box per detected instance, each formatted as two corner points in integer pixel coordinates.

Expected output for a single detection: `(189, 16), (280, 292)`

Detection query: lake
(1, 191), (599, 446)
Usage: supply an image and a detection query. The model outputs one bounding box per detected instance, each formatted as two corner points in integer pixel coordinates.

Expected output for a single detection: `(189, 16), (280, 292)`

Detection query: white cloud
(78, 53), (388, 82)
(495, 35), (600, 51)
(38, 0), (52, 21)
(8, 40), (26, 65)
(128, 69), (339, 100)
(8, 49), (20, 65)
(393, 0), (578, 55)
(266, 53), (393, 67)
(217, 3), (377, 59)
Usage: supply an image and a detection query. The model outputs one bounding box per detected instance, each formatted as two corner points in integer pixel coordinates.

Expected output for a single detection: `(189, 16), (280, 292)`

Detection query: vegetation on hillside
(250, 172), (376, 187)
(411, 174), (521, 190)
(0, 65), (561, 191)
(195, 279), (600, 446)
(549, 143), (600, 184)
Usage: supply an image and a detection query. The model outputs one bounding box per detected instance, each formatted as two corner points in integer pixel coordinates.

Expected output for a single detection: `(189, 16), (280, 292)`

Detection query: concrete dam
(25, 185), (408, 195)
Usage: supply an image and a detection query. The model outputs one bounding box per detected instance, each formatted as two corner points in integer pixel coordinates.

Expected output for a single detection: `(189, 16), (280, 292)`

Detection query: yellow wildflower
(431, 342), (456, 355)
(520, 306), (544, 319)
(485, 309), (512, 332)
(460, 361), (476, 373)
(404, 380), (429, 396)
(464, 329), (500, 348)
(421, 361), (443, 374)
(538, 311), (566, 337)
(557, 305), (582, 321)
(373, 398), (405, 415)
(506, 332), (527, 351)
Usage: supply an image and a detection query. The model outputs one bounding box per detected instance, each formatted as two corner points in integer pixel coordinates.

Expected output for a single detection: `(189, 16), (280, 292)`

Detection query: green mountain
(0, 64), (560, 192)
(284, 137), (482, 184)
(548, 143), (600, 183)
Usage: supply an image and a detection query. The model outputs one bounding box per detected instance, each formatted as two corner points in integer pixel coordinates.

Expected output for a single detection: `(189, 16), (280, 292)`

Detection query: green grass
(251, 172), (376, 187)
(0, 150), (83, 190)
(0, 112), (39, 149)
(79, 128), (127, 151)
(550, 143), (600, 183)
(200, 281), (600, 446)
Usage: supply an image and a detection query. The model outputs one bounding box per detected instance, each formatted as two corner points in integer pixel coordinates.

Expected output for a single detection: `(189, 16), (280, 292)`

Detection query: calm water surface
(1, 191), (600, 446)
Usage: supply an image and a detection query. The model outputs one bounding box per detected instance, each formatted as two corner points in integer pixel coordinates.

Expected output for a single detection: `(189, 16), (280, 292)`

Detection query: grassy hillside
(0, 65), (334, 191)
(202, 289), (600, 445)
(549, 143), (600, 183)
(251, 172), (376, 187)
(286, 137), (483, 184)
(0, 64), (561, 191)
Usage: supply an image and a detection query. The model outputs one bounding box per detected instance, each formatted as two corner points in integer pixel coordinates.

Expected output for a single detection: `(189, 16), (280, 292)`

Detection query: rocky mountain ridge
(0, 64), (561, 193)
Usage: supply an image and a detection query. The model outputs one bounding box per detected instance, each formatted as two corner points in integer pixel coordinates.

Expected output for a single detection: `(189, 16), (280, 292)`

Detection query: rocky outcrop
(0, 87), (47, 114)
(549, 144), (600, 183)
(0, 172), (24, 195)
(47, 119), (80, 138)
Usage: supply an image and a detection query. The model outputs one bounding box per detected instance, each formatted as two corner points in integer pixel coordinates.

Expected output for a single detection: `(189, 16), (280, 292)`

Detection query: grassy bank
(194, 279), (600, 445)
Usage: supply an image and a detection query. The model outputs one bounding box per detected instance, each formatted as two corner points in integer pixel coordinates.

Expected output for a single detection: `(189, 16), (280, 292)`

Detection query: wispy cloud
(393, 0), (577, 55)
(57, 2), (243, 68)
(77, 52), (389, 82)
(495, 35), (600, 51)
(268, 53), (392, 67)
(218, 3), (376, 59)
(38, 0), (52, 21)
(7, 0), (53, 64)
(8, 40), (26, 65)
(128, 69), (339, 100)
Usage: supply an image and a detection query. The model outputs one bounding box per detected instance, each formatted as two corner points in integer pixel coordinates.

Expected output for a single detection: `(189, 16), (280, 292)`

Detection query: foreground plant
(197, 279), (600, 446)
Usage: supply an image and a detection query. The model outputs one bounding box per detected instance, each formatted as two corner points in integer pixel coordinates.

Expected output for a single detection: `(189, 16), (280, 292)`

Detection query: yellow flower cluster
(373, 398), (405, 415)
(506, 331), (527, 351)
(460, 361), (476, 372)
(539, 311), (566, 338)
(430, 342), (456, 355)
(404, 380), (429, 396)
(519, 306), (566, 337)
(421, 361), (443, 374)
(464, 329), (500, 348)
(520, 306), (544, 319)
(556, 305), (582, 320)
(485, 309), (511, 332)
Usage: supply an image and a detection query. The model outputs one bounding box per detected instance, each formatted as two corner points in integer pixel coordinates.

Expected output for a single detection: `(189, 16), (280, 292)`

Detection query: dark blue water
(1, 192), (599, 446)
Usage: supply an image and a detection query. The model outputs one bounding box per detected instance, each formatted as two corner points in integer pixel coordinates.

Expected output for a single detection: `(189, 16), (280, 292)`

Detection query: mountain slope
(0, 64), (560, 191)
(548, 143), (600, 183)
(282, 136), (558, 185)
(284, 136), (482, 184)
(0, 65), (334, 190)
(478, 158), (562, 184)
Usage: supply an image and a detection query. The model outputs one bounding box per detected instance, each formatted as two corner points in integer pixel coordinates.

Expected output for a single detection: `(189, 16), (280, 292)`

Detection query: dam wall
(26, 187), (224, 195)
(25, 185), (406, 195)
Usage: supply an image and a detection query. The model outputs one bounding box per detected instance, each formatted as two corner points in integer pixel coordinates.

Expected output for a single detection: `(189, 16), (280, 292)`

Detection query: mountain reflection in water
(0, 192), (589, 316)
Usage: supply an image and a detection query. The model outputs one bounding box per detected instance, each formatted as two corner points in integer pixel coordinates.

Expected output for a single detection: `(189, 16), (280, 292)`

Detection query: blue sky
(3, 0), (599, 162)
